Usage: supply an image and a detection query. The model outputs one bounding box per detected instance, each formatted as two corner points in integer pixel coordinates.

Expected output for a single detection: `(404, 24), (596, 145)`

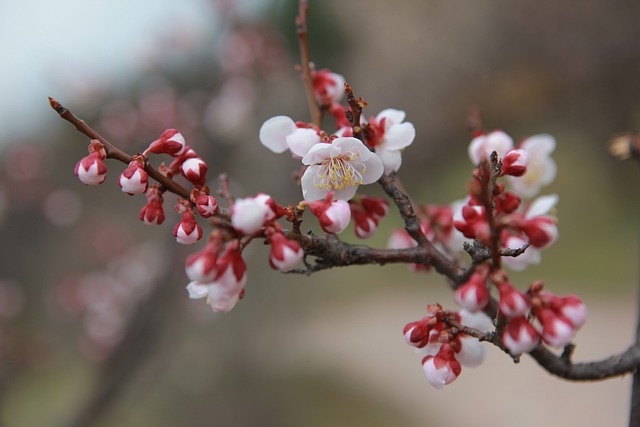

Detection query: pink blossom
(173, 211), (203, 245)
(508, 134), (557, 198)
(268, 232), (304, 272)
(181, 157), (208, 187)
(144, 129), (186, 157)
(306, 193), (352, 234)
(502, 316), (540, 355)
(301, 137), (384, 201)
(468, 130), (513, 165)
(365, 109), (416, 174)
(422, 344), (462, 389)
(75, 152), (107, 185)
(139, 187), (165, 225)
(119, 159), (148, 195)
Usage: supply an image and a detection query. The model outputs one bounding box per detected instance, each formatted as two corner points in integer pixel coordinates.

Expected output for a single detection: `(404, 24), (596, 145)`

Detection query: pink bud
(268, 232), (304, 272)
(173, 211), (203, 245)
(403, 319), (431, 348)
(191, 191), (219, 218)
(502, 316), (540, 355)
(75, 152), (107, 185)
(185, 241), (219, 283)
(500, 149), (529, 177)
(353, 213), (378, 239)
(497, 282), (530, 318)
(454, 271), (490, 312)
(119, 159), (148, 195)
(231, 194), (277, 235)
(360, 196), (389, 221)
(211, 242), (247, 295)
(520, 216), (558, 249)
(422, 344), (462, 389)
(144, 129), (186, 157)
(139, 187), (165, 225)
(181, 157), (208, 187)
(307, 193), (351, 234)
(535, 308), (576, 348)
(556, 295), (587, 329)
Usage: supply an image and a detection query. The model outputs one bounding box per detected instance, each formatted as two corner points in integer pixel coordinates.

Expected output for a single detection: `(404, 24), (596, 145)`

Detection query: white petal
(376, 149), (403, 175)
(456, 336), (486, 368)
(302, 143), (332, 165)
(520, 134), (556, 155)
(301, 166), (327, 201)
(360, 152), (384, 184)
(526, 194), (559, 218)
(286, 128), (321, 158)
(376, 108), (406, 126)
(186, 282), (209, 299)
(382, 122), (415, 151)
(259, 116), (296, 153)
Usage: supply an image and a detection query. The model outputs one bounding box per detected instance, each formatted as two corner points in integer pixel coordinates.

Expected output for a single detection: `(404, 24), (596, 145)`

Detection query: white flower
(468, 130), (514, 165)
(508, 134), (557, 198)
(366, 108), (416, 174)
(301, 137), (384, 201)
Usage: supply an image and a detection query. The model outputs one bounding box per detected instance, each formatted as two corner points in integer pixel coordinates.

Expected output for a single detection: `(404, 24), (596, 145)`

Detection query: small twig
(295, 0), (322, 127)
(49, 97), (191, 200)
(217, 173), (235, 207)
(345, 83), (365, 141)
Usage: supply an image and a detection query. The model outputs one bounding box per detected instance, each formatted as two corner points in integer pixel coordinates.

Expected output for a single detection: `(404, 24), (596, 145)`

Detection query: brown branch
(295, 0), (322, 127)
(49, 97), (190, 200)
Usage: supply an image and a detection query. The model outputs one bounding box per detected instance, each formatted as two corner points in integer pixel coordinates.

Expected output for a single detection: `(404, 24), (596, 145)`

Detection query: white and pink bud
(312, 69), (346, 104)
(144, 129), (186, 157)
(210, 242), (247, 296)
(231, 193), (278, 235)
(119, 157), (148, 195)
(173, 211), (203, 245)
(453, 205), (489, 242)
(468, 130), (514, 165)
(353, 214), (378, 239)
(360, 196), (389, 221)
(191, 190), (219, 218)
(422, 344), (462, 389)
(496, 282), (530, 318)
(543, 293), (587, 330)
(306, 193), (351, 234)
(535, 308), (576, 348)
(500, 149), (529, 177)
(185, 241), (220, 283)
(268, 232), (304, 272)
(181, 157), (208, 187)
(519, 216), (558, 249)
(454, 271), (490, 312)
(75, 141), (108, 185)
(502, 316), (540, 355)
(403, 319), (432, 348)
(508, 134), (557, 199)
(139, 187), (165, 225)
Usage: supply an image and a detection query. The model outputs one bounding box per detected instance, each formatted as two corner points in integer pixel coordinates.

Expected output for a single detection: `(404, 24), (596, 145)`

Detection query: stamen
(314, 153), (365, 191)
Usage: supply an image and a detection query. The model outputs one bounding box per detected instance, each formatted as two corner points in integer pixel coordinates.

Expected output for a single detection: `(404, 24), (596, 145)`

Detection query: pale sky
(0, 0), (215, 141)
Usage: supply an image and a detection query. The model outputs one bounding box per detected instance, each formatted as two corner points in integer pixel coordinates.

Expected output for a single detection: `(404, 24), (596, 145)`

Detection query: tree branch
(295, 0), (322, 127)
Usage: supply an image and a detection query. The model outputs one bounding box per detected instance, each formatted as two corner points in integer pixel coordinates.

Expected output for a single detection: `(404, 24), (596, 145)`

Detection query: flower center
(313, 151), (365, 191)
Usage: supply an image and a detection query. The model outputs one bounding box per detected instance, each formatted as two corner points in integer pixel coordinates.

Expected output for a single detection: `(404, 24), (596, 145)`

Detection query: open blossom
(312, 69), (345, 104)
(364, 109), (416, 174)
(259, 116), (321, 157)
(119, 158), (148, 195)
(301, 137), (384, 201)
(231, 193), (277, 235)
(468, 130), (513, 165)
(508, 134), (557, 198)
(144, 129), (186, 157)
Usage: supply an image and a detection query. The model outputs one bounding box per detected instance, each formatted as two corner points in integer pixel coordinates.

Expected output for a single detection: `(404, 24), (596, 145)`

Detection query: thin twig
(295, 0), (322, 127)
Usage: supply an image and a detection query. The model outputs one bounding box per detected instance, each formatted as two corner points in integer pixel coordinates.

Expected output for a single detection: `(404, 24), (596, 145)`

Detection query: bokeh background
(2, 0), (640, 426)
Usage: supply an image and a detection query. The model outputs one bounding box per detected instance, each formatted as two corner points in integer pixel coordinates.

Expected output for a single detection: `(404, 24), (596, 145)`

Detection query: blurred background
(1, 0), (640, 426)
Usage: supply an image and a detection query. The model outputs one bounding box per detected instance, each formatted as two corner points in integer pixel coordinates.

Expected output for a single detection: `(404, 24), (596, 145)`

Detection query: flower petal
(376, 148), (403, 174)
(286, 128), (321, 158)
(376, 108), (406, 126)
(382, 122), (415, 151)
(259, 116), (296, 153)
